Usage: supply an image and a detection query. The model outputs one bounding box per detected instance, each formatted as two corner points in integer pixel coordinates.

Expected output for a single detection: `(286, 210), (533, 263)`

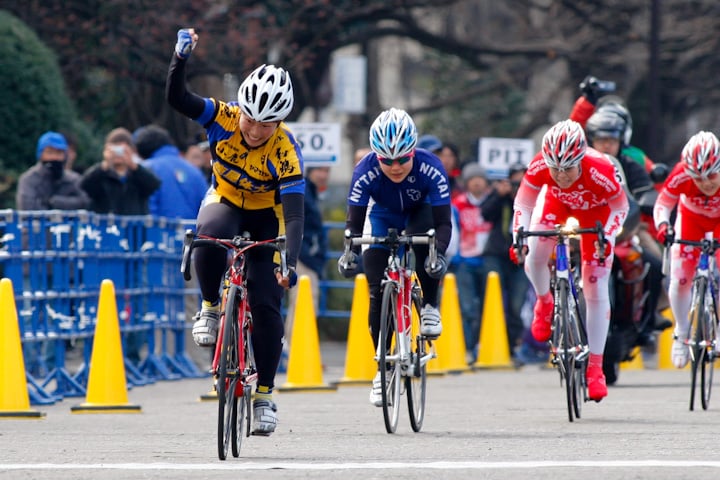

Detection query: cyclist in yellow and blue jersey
(167, 28), (303, 436)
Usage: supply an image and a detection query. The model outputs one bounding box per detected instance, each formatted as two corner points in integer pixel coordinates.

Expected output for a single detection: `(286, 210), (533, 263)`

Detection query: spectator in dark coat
(80, 128), (161, 215)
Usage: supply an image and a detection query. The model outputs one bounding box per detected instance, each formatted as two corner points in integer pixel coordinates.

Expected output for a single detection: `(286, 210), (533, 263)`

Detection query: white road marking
(2, 461), (720, 470)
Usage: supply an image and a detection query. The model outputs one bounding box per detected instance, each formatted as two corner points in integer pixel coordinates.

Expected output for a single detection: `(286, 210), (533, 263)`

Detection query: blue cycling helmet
(369, 108), (418, 159)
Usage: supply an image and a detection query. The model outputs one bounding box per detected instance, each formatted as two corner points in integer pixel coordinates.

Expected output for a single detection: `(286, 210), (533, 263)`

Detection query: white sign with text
(477, 137), (534, 179)
(286, 122), (341, 166)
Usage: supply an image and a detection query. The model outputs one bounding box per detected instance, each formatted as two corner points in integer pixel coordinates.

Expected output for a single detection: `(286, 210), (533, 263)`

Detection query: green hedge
(0, 10), (98, 207)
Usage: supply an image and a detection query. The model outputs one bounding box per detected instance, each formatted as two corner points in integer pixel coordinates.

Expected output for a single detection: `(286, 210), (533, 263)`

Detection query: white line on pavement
(2, 461), (720, 470)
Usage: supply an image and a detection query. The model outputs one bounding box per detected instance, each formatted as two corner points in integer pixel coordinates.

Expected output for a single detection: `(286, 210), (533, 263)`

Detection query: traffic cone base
(199, 389), (218, 402)
(279, 276), (336, 392)
(335, 274), (376, 386)
(0, 278), (45, 419)
(435, 274), (471, 375)
(620, 346), (644, 370)
(473, 271), (514, 370)
(71, 280), (142, 413)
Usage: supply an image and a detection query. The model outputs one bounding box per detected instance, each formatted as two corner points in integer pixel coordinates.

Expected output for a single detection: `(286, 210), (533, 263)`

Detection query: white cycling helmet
(541, 120), (587, 170)
(681, 131), (720, 179)
(237, 64), (294, 122)
(369, 108), (418, 159)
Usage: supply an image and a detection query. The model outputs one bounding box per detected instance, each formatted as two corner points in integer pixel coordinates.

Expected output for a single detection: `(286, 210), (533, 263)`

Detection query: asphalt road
(2, 342), (719, 480)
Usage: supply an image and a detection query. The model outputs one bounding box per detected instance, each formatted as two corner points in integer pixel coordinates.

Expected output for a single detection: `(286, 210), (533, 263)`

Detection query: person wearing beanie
(16, 131), (89, 210)
(452, 161), (493, 364)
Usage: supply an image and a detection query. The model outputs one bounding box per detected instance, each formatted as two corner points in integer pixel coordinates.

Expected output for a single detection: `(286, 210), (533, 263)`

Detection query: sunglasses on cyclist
(378, 152), (414, 166)
(686, 170), (720, 182)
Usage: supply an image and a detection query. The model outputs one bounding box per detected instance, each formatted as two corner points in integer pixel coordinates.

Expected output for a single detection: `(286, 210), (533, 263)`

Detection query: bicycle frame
(666, 231), (720, 411)
(342, 227), (437, 433)
(382, 244), (430, 377)
(514, 220), (605, 422)
(180, 231), (288, 458)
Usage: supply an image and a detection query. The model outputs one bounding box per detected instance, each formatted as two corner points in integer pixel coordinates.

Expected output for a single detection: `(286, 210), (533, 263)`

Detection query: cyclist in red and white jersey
(511, 120), (629, 401)
(653, 131), (720, 368)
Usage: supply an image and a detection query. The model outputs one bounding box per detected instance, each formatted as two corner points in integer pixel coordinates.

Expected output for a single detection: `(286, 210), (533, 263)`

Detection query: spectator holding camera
(80, 127), (161, 215)
(480, 162), (530, 360)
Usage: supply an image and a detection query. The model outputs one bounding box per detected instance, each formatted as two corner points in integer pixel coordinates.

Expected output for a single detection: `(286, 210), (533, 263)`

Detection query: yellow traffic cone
(71, 280), (141, 413)
(620, 346), (644, 370)
(473, 271), (514, 369)
(0, 278), (44, 418)
(279, 276), (337, 392)
(434, 274), (470, 374)
(335, 274), (376, 386)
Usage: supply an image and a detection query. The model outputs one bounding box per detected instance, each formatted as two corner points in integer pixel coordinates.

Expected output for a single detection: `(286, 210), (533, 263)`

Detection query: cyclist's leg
(525, 197), (567, 341)
(578, 211), (614, 401)
(668, 213), (704, 368)
(245, 208), (284, 435)
(407, 205), (442, 337)
(193, 198), (244, 345)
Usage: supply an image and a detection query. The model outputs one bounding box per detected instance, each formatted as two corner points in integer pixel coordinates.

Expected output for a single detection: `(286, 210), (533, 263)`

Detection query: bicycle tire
(567, 290), (585, 419)
(701, 292), (718, 410)
(231, 307), (251, 457)
(689, 278), (706, 411)
(232, 385), (250, 457)
(407, 289), (427, 432)
(217, 284), (240, 460)
(379, 281), (401, 434)
(556, 280), (577, 422)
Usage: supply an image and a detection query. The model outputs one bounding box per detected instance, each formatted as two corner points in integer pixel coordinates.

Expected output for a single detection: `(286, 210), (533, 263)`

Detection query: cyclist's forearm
(166, 54), (205, 118)
(282, 193), (304, 268)
(431, 204), (452, 254)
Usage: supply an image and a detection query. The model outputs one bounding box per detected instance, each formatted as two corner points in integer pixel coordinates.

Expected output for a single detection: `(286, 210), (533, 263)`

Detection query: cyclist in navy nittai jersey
(338, 108), (452, 407)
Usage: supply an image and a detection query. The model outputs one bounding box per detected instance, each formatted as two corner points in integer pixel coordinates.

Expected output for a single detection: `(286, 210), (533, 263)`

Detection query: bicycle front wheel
(379, 281), (401, 434)
(701, 294), (718, 410)
(407, 289), (427, 432)
(555, 280), (577, 422)
(689, 279), (707, 411)
(218, 284), (240, 460)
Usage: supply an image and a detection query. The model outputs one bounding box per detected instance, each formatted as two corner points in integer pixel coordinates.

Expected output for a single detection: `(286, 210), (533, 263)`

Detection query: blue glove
(424, 254), (448, 279)
(337, 252), (360, 278)
(175, 29), (197, 60)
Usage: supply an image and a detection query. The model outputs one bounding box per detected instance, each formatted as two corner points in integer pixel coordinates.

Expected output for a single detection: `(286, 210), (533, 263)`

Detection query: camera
(593, 79), (616, 94)
(110, 145), (125, 155)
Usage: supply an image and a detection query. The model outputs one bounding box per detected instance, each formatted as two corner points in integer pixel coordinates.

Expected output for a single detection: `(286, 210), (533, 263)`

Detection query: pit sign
(477, 137), (534, 179)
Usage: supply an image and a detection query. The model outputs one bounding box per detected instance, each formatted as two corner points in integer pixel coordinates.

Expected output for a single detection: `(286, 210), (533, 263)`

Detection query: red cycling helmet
(541, 120), (587, 170)
(681, 131), (720, 179)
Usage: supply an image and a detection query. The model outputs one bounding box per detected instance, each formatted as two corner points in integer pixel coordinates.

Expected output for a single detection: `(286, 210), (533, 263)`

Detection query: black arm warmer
(431, 204), (452, 255)
(281, 193), (304, 268)
(344, 204), (368, 235)
(344, 204), (368, 255)
(166, 54), (206, 119)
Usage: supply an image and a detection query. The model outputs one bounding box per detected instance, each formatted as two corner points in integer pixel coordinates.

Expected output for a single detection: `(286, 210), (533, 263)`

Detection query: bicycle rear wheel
(407, 290), (427, 432)
(379, 281), (401, 434)
(556, 280), (577, 422)
(218, 285), (240, 460)
(689, 279), (706, 411)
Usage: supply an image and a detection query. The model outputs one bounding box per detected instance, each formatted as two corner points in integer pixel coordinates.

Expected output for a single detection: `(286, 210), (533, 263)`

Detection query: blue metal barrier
(0, 211), (206, 405)
(0, 212), (355, 405)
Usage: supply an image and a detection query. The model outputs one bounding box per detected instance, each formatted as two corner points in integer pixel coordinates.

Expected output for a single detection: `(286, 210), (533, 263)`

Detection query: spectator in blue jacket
(133, 125), (208, 219)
